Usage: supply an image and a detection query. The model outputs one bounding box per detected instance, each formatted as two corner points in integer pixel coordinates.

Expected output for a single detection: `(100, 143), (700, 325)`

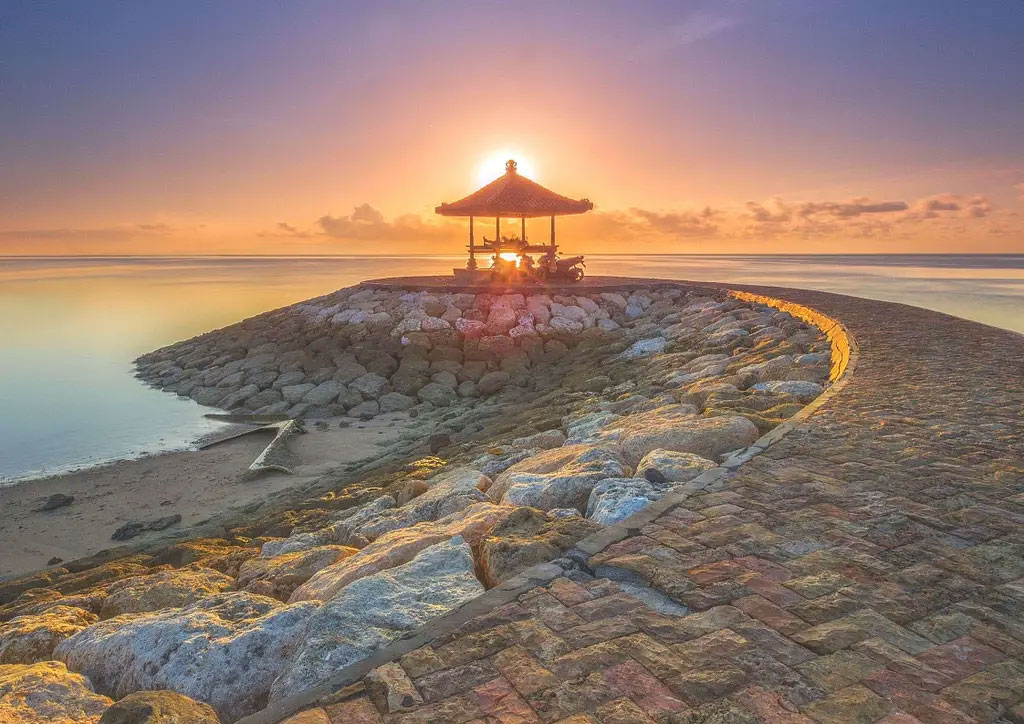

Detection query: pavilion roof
(435, 160), (593, 218)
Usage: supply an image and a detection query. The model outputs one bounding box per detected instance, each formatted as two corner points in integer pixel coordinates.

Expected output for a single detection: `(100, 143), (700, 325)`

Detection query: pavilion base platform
(365, 273), (710, 294)
(451, 267), (492, 283)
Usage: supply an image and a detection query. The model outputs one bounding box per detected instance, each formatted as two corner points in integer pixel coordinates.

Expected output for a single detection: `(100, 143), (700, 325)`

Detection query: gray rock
(55, 593), (317, 723)
(302, 380), (346, 406)
(490, 444), (631, 512)
(456, 380), (478, 398)
(269, 537), (483, 702)
(417, 382), (458, 407)
(38, 494), (74, 512)
(281, 383), (315, 404)
(353, 467), (491, 541)
(219, 384), (259, 410)
(477, 371), (511, 395)
(634, 449), (716, 483)
(617, 411), (760, 466)
(586, 477), (667, 525)
(98, 690), (221, 724)
(750, 380), (824, 402)
(347, 400), (380, 417)
(350, 373), (389, 399)
(618, 337), (667, 360)
(428, 433), (451, 453)
(378, 392), (416, 413)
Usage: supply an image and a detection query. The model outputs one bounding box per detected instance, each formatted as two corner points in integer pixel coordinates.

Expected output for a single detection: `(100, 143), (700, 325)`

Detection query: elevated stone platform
(257, 279), (1024, 724)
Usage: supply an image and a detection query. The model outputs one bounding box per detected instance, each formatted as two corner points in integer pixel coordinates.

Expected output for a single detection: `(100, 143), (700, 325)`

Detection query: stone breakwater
(0, 281), (832, 723)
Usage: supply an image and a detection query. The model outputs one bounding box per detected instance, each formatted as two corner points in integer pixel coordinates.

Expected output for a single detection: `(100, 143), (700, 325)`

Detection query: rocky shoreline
(0, 280), (832, 723)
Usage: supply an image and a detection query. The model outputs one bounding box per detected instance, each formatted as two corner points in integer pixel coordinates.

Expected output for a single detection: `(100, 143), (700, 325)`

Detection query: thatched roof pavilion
(436, 159), (592, 271)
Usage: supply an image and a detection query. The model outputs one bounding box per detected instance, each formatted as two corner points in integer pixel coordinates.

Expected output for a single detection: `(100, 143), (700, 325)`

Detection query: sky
(1, 0), (1022, 255)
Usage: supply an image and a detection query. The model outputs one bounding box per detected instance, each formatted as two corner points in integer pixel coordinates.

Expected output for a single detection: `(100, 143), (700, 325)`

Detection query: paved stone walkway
(280, 283), (1024, 724)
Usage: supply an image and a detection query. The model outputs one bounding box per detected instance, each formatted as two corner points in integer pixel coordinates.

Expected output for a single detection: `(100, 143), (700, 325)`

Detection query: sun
(476, 150), (537, 187)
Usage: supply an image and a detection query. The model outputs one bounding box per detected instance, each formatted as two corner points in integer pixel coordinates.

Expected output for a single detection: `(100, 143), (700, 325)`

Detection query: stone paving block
(734, 594), (807, 635)
(521, 593), (588, 631)
(325, 695), (384, 724)
(599, 659), (687, 719)
(570, 592), (644, 622)
(734, 620), (817, 667)
(414, 659), (499, 702)
(862, 669), (974, 724)
(525, 671), (616, 723)
(661, 605), (750, 643)
(787, 591), (862, 625)
(671, 628), (750, 668)
(547, 579), (594, 607)
(512, 620), (574, 663)
(733, 686), (816, 723)
(612, 632), (684, 680)
(664, 663), (748, 706)
(734, 555), (794, 582)
(916, 636), (1004, 682)
(366, 662), (424, 713)
(465, 676), (540, 723)
(907, 610), (979, 644)
(281, 709), (331, 724)
(547, 641), (628, 681)
(730, 649), (825, 708)
(593, 697), (659, 724)
(385, 694), (482, 724)
(796, 650), (884, 692)
(493, 645), (558, 697)
(800, 684), (893, 724)
(851, 637), (953, 692)
(939, 658), (1024, 722)
(791, 618), (869, 654)
(679, 580), (751, 611)
(842, 609), (934, 655)
(560, 615), (639, 649)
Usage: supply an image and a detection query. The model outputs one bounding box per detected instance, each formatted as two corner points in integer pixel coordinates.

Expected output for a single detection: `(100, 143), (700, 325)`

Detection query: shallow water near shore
(1, 253), (1022, 482)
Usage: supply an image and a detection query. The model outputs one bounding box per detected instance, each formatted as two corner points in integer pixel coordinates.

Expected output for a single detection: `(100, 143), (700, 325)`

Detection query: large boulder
(416, 382), (458, 407)
(0, 606), (98, 665)
(0, 660), (112, 723)
(586, 477), (667, 525)
(750, 380), (823, 402)
(351, 468), (491, 541)
(301, 381), (345, 406)
(479, 508), (600, 587)
(55, 593), (317, 723)
(290, 502), (511, 603)
(259, 495), (397, 558)
(378, 392), (416, 413)
(237, 545), (358, 601)
(614, 408), (760, 466)
(99, 568), (234, 619)
(98, 690), (221, 724)
(634, 449), (716, 483)
(271, 537), (483, 702)
(488, 444), (631, 512)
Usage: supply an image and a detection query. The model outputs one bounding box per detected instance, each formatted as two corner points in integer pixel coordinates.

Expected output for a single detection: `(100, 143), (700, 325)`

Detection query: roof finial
(505, 159), (517, 174)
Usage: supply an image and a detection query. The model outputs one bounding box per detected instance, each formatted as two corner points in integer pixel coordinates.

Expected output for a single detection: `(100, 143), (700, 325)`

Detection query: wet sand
(0, 413), (418, 578)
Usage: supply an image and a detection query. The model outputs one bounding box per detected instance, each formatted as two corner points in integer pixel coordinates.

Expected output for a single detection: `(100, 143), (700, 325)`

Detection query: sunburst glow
(476, 150), (537, 187)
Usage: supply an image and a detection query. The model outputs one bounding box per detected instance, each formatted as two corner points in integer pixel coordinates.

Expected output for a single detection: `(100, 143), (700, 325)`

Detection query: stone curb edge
(238, 283), (859, 724)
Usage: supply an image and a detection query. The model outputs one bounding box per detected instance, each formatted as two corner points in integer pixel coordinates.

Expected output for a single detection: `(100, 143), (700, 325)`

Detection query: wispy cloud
(668, 8), (740, 46)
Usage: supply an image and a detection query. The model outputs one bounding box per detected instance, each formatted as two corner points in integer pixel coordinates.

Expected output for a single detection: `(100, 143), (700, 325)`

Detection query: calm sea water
(1, 254), (1021, 482)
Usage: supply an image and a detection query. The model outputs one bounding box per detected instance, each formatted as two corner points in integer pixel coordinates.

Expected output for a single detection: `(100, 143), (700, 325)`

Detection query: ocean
(1, 254), (1021, 482)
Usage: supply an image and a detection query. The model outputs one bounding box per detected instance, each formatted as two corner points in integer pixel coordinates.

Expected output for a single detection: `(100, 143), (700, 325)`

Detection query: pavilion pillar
(467, 216), (476, 269)
(550, 215), (556, 255)
(521, 216), (526, 242)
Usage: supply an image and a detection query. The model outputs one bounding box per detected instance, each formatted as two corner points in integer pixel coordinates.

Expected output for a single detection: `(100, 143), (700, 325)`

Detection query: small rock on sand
(37, 493), (74, 512)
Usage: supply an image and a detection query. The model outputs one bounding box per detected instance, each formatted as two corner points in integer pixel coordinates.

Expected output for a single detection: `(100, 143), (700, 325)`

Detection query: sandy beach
(0, 413), (418, 578)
